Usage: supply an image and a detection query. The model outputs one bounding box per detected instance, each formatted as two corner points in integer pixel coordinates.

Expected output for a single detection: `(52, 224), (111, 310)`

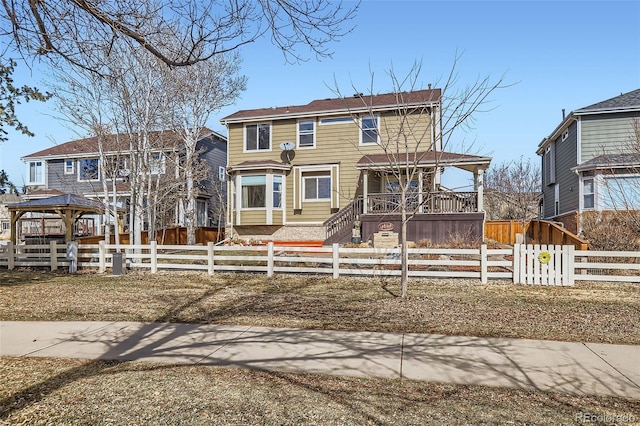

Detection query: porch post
(476, 168), (484, 212)
(418, 169), (424, 213)
(362, 170), (369, 214)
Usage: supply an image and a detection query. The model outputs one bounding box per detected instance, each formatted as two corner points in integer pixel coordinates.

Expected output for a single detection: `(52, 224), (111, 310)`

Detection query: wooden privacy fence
(527, 220), (589, 250)
(485, 220), (526, 245)
(3, 241), (640, 285)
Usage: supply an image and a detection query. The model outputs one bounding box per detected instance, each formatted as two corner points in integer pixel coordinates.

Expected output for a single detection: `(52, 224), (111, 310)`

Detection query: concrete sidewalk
(1, 321), (639, 399)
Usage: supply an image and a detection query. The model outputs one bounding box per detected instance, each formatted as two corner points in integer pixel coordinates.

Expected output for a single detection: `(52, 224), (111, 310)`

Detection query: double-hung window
(303, 174), (331, 201)
(64, 160), (74, 175)
(150, 153), (166, 175)
(297, 120), (315, 148)
(78, 158), (99, 181)
(28, 161), (44, 185)
(245, 123), (271, 151)
(360, 115), (379, 145)
(583, 178), (594, 209)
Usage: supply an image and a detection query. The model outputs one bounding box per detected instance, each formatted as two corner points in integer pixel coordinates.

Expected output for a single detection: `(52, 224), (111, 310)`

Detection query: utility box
(112, 252), (126, 275)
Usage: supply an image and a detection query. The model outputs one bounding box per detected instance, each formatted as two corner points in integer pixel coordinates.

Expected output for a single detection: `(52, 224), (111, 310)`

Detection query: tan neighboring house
(0, 194), (22, 241)
(221, 89), (492, 246)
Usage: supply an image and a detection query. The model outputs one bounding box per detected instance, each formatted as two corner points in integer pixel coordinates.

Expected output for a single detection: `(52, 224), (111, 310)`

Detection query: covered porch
(325, 151), (492, 245)
(356, 151), (491, 215)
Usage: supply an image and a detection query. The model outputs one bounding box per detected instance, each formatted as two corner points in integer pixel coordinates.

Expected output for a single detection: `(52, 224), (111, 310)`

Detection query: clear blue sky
(2, 0), (639, 189)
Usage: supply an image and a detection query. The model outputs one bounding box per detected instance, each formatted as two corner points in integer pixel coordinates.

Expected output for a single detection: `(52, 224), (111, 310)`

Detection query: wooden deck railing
(367, 191), (478, 214)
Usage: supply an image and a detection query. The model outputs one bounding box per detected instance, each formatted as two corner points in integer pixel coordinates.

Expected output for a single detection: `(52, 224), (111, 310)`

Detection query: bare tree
(1, 0), (358, 69)
(160, 53), (246, 244)
(484, 156), (541, 228)
(335, 58), (508, 297)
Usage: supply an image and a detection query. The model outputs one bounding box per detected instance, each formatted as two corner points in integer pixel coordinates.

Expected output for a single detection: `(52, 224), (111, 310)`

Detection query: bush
(580, 211), (640, 251)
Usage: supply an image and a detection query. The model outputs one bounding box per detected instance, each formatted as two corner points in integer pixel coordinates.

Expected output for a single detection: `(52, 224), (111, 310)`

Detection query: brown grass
(1, 270), (638, 344)
(1, 357), (638, 425)
(1, 270), (639, 424)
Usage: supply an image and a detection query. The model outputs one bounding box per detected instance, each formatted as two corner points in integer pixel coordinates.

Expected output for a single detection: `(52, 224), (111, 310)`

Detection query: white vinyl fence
(1, 241), (640, 285)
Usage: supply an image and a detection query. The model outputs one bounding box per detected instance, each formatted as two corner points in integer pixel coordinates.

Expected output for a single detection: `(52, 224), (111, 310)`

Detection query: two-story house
(20, 128), (227, 237)
(537, 89), (640, 234)
(222, 89), (492, 246)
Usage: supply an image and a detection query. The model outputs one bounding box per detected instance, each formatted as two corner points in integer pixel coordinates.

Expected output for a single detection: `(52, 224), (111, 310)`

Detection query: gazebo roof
(8, 193), (107, 213)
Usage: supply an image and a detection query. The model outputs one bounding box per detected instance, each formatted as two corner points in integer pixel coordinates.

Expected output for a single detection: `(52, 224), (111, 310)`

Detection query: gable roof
(221, 89), (442, 123)
(22, 127), (224, 160)
(576, 89), (640, 114)
(537, 89), (640, 154)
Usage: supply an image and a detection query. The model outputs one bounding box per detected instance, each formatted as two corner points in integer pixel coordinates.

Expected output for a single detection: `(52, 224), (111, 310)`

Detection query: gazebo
(7, 193), (120, 244)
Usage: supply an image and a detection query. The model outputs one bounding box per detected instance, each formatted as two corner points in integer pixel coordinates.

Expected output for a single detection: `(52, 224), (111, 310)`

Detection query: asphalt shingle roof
(576, 89), (640, 113)
(221, 89), (442, 122)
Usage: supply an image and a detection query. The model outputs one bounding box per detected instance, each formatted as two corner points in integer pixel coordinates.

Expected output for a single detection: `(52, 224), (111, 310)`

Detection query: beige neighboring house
(221, 89), (492, 245)
(0, 194), (22, 241)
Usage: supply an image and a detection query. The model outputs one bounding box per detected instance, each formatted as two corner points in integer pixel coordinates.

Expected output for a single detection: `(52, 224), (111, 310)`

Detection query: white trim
(576, 118), (582, 164)
(302, 175), (332, 202)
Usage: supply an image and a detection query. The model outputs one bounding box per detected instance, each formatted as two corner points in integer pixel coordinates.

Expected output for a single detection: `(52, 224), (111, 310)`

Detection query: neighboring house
(537, 89), (640, 234)
(221, 89), (492, 246)
(0, 194), (22, 240)
(20, 128), (227, 236)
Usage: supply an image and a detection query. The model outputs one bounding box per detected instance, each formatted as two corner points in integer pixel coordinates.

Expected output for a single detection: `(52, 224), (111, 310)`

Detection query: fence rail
(3, 241), (640, 285)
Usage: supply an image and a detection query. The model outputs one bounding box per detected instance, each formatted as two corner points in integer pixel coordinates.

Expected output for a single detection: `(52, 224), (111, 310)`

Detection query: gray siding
(46, 158), (105, 194)
(540, 121), (579, 218)
(580, 112), (640, 161)
(556, 122), (579, 215)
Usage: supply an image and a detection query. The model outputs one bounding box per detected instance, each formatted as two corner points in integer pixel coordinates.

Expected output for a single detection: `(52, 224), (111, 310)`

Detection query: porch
(324, 151), (492, 245)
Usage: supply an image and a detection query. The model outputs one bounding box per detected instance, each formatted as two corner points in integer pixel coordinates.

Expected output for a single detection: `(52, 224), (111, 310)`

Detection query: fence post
(207, 241), (216, 275)
(50, 241), (58, 271)
(332, 243), (340, 279)
(512, 243), (520, 284)
(150, 241), (157, 273)
(267, 242), (274, 277)
(480, 244), (488, 284)
(8, 241), (14, 270)
(99, 240), (106, 273)
(565, 245), (575, 286)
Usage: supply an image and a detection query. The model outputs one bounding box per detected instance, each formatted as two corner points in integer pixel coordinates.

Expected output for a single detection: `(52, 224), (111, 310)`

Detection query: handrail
(323, 196), (363, 243)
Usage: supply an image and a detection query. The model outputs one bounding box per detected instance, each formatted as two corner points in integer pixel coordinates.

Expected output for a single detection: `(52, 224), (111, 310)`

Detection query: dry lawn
(1, 357), (639, 426)
(1, 270), (639, 424)
(1, 270), (639, 344)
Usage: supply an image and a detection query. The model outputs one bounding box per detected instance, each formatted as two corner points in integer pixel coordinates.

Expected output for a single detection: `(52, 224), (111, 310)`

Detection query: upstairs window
(78, 158), (99, 181)
(544, 144), (556, 186)
(64, 160), (74, 175)
(297, 120), (315, 148)
(245, 123), (271, 151)
(150, 153), (166, 175)
(218, 166), (226, 181)
(360, 115), (379, 145)
(28, 161), (44, 185)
